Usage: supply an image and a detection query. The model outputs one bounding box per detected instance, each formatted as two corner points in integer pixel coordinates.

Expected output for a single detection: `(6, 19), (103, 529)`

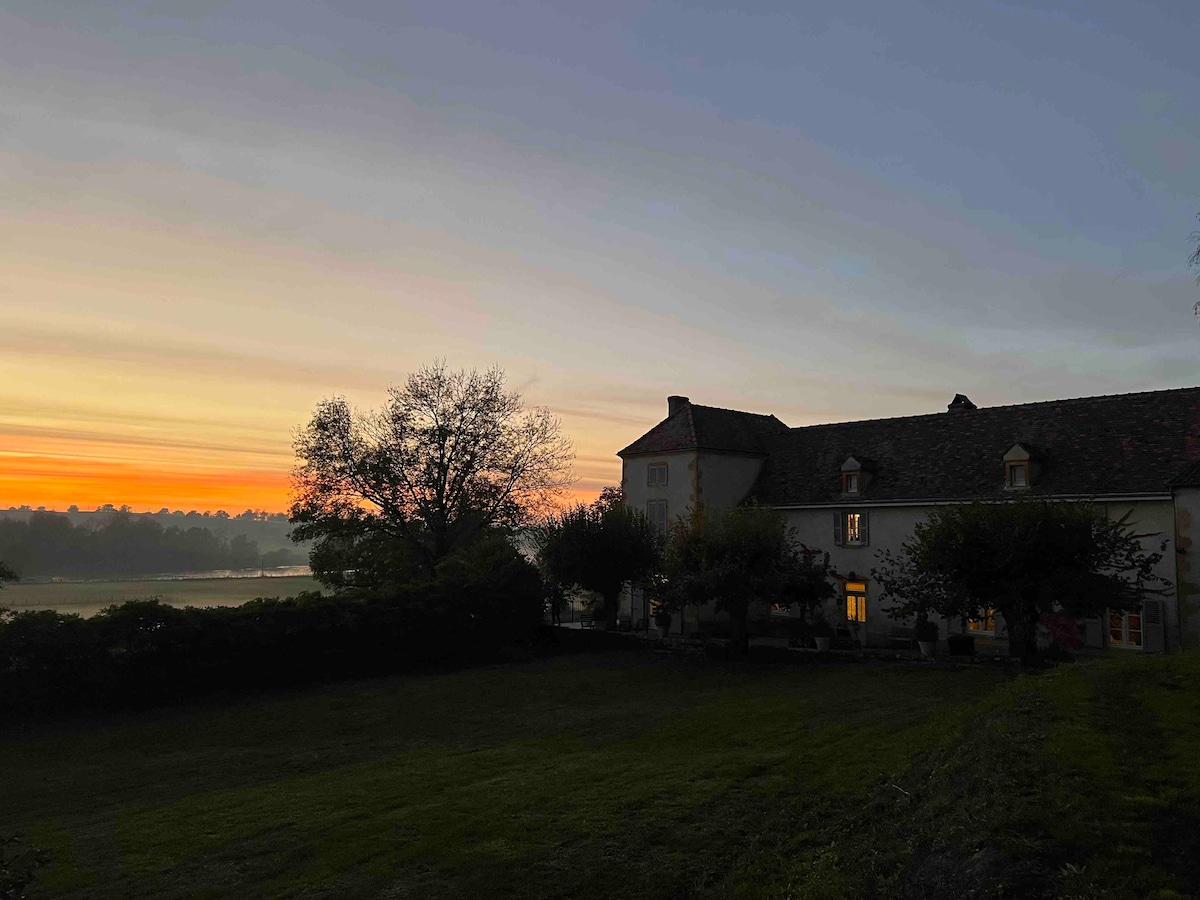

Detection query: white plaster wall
(1100, 498), (1180, 651)
(621, 451), (697, 528)
(620, 452), (696, 632)
(783, 505), (927, 646)
(782, 498), (1181, 651)
(1172, 488), (1200, 649)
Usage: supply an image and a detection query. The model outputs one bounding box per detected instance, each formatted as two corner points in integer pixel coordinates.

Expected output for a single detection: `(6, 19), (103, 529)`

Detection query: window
(968, 609), (996, 633)
(835, 511), (868, 546)
(646, 500), (668, 538)
(647, 463), (668, 486)
(1108, 609), (1142, 649)
(843, 472), (859, 494)
(845, 581), (867, 622)
(1003, 444), (1033, 490)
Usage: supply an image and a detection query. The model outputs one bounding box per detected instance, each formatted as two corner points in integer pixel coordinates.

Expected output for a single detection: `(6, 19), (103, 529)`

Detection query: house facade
(618, 388), (1200, 653)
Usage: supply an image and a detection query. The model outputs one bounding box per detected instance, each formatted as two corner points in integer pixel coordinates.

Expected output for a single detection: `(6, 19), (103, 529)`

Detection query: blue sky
(1, 0), (1197, 506)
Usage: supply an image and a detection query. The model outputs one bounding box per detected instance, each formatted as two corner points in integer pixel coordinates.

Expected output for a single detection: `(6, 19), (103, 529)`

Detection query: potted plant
(654, 606), (673, 639)
(812, 618), (833, 651)
(914, 616), (939, 659)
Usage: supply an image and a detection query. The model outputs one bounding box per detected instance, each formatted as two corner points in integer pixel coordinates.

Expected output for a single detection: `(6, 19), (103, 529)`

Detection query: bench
(889, 625), (915, 650)
(579, 614), (595, 629)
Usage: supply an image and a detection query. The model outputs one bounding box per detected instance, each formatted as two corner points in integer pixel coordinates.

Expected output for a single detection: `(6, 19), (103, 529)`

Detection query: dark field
(3, 652), (1198, 899)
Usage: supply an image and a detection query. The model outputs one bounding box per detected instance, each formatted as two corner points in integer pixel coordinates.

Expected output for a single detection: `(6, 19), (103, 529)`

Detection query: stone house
(618, 388), (1200, 652)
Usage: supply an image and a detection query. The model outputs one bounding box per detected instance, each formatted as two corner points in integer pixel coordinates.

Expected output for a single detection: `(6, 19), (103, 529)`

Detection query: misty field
(0, 575), (322, 617)
(3, 653), (1199, 899)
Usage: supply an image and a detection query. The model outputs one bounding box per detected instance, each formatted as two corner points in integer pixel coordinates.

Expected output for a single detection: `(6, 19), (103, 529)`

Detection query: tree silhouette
(873, 498), (1171, 663)
(536, 486), (660, 630)
(291, 361), (574, 587)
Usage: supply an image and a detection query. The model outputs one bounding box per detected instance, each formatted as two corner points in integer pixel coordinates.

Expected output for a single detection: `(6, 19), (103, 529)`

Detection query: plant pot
(814, 636), (831, 651)
(918, 640), (935, 659)
(947, 634), (975, 657)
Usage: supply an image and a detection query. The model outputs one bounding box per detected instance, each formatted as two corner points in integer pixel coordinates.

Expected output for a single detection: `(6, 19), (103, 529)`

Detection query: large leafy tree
(536, 487), (660, 630)
(291, 361), (574, 588)
(872, 498), (1171, 662)
(662, 504), (836, 656)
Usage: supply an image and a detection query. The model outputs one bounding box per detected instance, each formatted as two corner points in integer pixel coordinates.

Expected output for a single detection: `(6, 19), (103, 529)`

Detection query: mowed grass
(0, 576), (321, 616)
(3, 652), (1199, 899)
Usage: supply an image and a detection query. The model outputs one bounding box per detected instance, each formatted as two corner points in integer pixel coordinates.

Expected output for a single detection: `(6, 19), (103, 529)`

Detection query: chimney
(947, 393), (977, 412)
(668, 395), (690, 417)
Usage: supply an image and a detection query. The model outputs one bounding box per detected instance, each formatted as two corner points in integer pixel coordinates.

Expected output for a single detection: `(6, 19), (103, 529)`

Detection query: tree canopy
(872, 498), (1171, 661)
(662, 504), (836, 655)
(535, 486), (660, 629)
(290, 361), (574, 588)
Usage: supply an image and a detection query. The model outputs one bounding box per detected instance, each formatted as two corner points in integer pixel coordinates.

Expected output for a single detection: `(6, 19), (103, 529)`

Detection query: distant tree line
(0, 510), (304, 579)
(5, 504), (290, 521)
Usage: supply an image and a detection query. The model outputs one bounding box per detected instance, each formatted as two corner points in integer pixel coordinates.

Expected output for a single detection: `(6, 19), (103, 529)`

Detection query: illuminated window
(647, 463), (668, 486)
(646, 500), (667, 538)
(843, 472), (859, 494)
(847, 513), (861, 543)
(1108, 609), (1142, 649)
(968, 609), (996, 633)
(845, 581), (867, 622)
(835, 511), (868, 546)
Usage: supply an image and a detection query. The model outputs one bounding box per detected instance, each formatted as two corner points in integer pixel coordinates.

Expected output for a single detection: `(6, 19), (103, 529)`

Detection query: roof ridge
(777, 384), (1200, 434)
(688, 402), (779, 419)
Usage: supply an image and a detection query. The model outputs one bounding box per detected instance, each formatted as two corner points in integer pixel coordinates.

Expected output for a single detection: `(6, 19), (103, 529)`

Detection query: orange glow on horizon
(1, 454), (609, 515)
(0, 456), (293, 513)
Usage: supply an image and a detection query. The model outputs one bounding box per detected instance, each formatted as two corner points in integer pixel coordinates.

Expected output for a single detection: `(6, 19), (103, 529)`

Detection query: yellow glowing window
(1108, 609), (1142, 648)
(845, 581), (867, 622)
(968, 609), (996, 633)
(845, 513), (861, 543)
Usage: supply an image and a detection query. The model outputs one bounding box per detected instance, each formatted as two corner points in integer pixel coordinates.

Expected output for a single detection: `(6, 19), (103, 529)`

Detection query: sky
(1, 0), (1198, 512)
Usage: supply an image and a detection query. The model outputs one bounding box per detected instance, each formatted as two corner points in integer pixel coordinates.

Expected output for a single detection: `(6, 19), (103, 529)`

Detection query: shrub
(1039, 612), (1083, 650)
(0, 538), (545, 720)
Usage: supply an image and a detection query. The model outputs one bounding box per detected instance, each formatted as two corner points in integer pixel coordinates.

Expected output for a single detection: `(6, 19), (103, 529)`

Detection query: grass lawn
(3, 651), (1199, 899)
(0, 576), (322, 617)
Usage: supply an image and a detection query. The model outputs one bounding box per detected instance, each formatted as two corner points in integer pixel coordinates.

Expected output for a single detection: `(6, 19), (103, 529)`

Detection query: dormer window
(1003, 443), (1034, 491)
(840, 455), (874, 495)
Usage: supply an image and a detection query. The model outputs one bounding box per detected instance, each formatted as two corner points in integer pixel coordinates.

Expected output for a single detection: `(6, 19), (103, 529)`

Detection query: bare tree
(291, 361), (574, 586)
(1190, 213), (1200, 318)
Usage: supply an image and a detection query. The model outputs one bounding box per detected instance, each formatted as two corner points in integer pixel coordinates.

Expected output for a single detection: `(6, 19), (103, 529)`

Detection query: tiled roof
(618, 403), (788, 457)
(750, 387), (1200, 505)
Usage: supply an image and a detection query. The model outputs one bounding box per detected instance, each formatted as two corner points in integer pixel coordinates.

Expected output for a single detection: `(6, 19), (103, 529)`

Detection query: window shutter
(860, 511), (869, 546)
(1142, 600), (1165, 652)
(833, 511), (843, 546)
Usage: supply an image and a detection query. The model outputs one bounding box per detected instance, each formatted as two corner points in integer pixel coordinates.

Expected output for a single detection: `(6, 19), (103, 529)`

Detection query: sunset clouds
(2, 2), (1197, 511)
